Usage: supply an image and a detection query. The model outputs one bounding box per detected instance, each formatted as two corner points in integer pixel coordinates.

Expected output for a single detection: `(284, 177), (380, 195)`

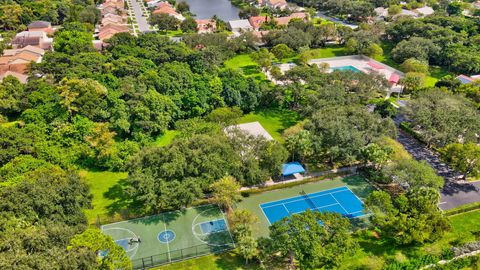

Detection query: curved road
(394, 118), (480, 210)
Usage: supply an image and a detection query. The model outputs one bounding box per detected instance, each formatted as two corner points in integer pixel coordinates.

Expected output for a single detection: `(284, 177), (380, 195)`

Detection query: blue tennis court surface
(115, 239), (130, 251)
(260, 186), (365, 224)
(200, 219), (227, 234)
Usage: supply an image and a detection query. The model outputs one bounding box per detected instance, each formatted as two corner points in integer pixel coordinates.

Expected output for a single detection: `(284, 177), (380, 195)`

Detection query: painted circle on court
(158, 230), (175, 243)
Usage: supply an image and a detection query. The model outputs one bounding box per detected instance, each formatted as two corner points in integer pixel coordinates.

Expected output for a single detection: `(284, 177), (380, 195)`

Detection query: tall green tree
(210, 176), (241, 212)
(442, 143), (480, 179)
(150, 13), (180, 33)
(366, 188), (450, 245)
(269, 211), (358, 269)
(68, 229), (131, 270)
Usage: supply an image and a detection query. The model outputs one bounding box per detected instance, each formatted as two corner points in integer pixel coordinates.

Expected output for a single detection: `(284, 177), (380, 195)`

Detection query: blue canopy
(282, 162), (306, 176)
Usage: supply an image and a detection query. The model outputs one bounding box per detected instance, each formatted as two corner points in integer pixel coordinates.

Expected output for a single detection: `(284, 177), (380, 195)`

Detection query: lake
(183, 0), (240, 21)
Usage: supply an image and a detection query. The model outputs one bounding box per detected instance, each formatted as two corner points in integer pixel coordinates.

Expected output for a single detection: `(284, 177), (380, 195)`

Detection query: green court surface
(236, 175), (374, 237)
(101, 204), (235, 269)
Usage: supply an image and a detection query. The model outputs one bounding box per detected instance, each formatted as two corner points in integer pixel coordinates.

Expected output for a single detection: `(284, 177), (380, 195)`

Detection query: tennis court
(101, 204), (235, 269)
(260, 186), (366, 224)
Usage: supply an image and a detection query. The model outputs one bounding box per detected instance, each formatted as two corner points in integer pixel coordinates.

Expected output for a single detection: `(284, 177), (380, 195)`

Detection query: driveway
(395, 128), (480, 210)
(315, 12), (358, 29)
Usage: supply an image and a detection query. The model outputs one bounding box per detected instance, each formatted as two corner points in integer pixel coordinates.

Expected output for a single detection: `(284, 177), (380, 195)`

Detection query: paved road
(315, 12), (358, 29)
(129, 0), (151, 33)
(394, 122), (480, 210)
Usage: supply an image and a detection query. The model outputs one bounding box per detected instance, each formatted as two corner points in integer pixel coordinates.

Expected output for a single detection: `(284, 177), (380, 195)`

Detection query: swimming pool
(331, 65), (362, 73)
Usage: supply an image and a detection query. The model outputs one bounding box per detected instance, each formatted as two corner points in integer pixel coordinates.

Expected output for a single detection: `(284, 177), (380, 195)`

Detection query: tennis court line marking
(330, 193), (349, 215)
(259, 187), (349, 208)
(160, 215), (171, 262)
(217, 205), (236, 248)
(100, 204), (218, 228)
(260, 189), (347, 209)
(260, 204), (272, 226)
(102, 227), (139, 259)
(287, 202), (340, 214)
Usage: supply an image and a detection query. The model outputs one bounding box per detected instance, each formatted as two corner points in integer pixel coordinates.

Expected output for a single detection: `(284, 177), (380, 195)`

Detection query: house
(414, 6), (434, 16)
(456, 74), (480, 84)
(473, 1), (480, 9)
(0, 48), (43, 75)
(152, 2), (185, 21)
(374, 7), (388, 19)
(0, 71), (29, 84)
(101, 13), (127, 26)
(11, 31), (52, 50)
(195, 19), (216, 33)
(258, 0), (288, 10)
(248, 16), (270, 30)
(274, 12), (308, 26)
(27, 21), (56, 35)
(98, 24), (130, 40)
(3, 45), (45, 58)
(228, 19), (253, 32)
(99, 0), (125, 11)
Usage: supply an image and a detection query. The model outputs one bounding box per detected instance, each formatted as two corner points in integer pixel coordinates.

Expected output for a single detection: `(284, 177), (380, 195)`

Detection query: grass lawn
(237, 108), (300, 143)
(377, 42), (451, 87)
(152, 252), (261, 270)
(154, 130), (179, 147)
(80, 170), (128, 225)
(223, 54), (266, 80)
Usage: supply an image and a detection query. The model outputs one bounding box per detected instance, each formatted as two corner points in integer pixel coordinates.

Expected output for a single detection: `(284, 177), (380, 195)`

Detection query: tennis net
(300, 190), (319, 210)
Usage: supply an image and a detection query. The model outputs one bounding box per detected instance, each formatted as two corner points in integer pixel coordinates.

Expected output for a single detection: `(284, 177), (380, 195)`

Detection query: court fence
(131, 242), (235, 269)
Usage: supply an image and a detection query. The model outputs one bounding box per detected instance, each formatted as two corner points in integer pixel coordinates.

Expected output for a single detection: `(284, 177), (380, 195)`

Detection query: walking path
(394, 116), (480, 210)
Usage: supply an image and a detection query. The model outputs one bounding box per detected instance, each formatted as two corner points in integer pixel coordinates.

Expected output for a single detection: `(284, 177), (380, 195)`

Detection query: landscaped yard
(237, 108), (301, 143)
(80, 170), (128, 225)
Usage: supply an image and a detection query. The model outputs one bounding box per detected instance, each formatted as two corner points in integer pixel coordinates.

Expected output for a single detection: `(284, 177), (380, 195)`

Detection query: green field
(223, 54), (266, 80)
(237, 108), (300, 143)
(82, 170), (128, 224)
(154, 130), (179, 147)
(102, 204), (235, 269)
(236, 175), (374, 237)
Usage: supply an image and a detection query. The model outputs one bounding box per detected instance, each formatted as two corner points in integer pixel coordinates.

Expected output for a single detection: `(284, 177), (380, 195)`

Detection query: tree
(239, 7), (260, 19)
(401, 58), (429, 74)
(366, 188), (450, 245)
(285, 129), (314, 162)
(374, 99), (397, 118)
(447, 1), (463, 15)
(391, 37), (439, 63)
(54, 30), (94, 54)
(388, 5), (402, 15)
(150, 13), (180, 33)
(271, 44), (294, 61)
(269, 211), (358, 269)
(383, 159), (444, 190)
(442, 143), (480, 179)
(68, 229), (131, 270)
(177, 1), (190, 13)
(0, 75), (26, 116)
(237, 233), (258, 265)
(403, 89), (480, 147)
(210, 176), (241, 212)
(0, 4), (23, 30)
(364, 43), (383, 58)
(400, 72), (425, 93)
(57, 78), (109, 120)
(251, 48), (275, 71)
(180, 17), (197, 33)
(361, 143), (392, 169)
(229, 209), (259, 264)
(205, 107), (242, 126)
(305, 105), (396, 164)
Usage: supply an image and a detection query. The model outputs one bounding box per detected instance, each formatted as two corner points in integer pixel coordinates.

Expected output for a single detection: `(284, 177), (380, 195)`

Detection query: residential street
(395, 127), (480, 210)
(129, 0), (151, 33)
